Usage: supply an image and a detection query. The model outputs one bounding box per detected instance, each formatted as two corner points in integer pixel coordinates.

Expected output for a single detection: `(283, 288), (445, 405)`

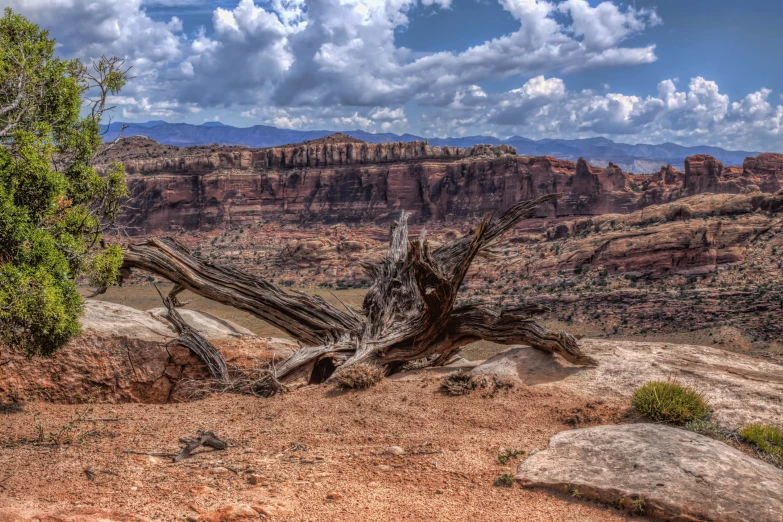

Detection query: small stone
(209, 467), (233, 478)
(190, 486), (216, 496)
(247, 474), (266, 485)
(384, 446), (404, 456)
(252, 502), (292, 517)
(326, 492), (342, 500)
(435, 489), (444, 495)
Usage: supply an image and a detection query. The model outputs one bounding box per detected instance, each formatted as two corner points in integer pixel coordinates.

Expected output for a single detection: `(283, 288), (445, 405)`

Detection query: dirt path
(0, 374), (637, 521)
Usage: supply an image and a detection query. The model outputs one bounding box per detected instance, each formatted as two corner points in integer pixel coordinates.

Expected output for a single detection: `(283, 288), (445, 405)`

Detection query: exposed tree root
(155, 285), (229, 383)
(174, 431), (227, 462)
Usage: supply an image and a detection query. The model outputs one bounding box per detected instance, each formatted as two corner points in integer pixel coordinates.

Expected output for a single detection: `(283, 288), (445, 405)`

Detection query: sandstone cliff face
(542, 191), (783, 276)
(102, 137), (783, 233)
(742, 153), (783, 193)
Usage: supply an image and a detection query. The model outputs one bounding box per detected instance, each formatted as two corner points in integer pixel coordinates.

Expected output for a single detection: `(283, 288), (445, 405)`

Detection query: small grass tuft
(631, 379), (709, 424)
(630, 498), (645, 515)
(333, 363), (384, 390)
(497, 448), (525, 464)
(493, 473), (515, 488)
(740, 423), (783, 459)
(685, 418), (727, 441)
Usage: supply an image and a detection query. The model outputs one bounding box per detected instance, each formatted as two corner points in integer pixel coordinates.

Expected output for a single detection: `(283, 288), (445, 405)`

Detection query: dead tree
(116, 193), (596, 388)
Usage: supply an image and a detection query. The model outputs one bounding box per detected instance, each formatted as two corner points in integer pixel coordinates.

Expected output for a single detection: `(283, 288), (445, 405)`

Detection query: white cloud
(560, 0), (660, 50)
(2, 0), (661, 112)
(6, 0), (783, 150)
(4, 0), (183, 65)
(440, 76), (782, 150)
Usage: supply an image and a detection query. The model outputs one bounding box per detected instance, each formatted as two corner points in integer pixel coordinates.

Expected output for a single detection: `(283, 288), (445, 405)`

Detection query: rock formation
(516, 424), (783, 522)
(98, 136), (783, 233)
(472, 339), (783, 429)
(0, 300), (296, 403)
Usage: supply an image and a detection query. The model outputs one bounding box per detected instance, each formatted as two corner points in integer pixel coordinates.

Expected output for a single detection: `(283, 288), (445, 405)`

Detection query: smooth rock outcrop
(473, 339), (783, 429)
(0, 300), (296, 403)
(516, 424), (783, 522)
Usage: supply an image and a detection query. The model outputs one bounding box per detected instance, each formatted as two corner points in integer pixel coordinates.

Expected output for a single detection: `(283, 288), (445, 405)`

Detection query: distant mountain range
(102, 121), (764, 173)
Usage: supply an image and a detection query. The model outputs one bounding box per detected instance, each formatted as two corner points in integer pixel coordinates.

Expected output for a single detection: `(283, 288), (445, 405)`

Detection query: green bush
(631, 380), (709, 424)
(740, 423), (783, 458)
(497, 448), (525, 465)
(0, 9), (129, 356)
(493, 473), (515, 487)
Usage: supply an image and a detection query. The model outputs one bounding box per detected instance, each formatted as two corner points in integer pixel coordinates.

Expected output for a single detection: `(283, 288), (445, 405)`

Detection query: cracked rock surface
(516, 423), (783, 522)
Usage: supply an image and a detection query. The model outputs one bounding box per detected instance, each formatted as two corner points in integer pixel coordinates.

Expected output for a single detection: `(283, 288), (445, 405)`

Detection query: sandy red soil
(0, 372), (638, 521)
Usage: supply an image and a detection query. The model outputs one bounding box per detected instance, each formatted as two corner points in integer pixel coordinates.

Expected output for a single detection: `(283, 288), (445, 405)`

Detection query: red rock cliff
(101, 138), (783, 233)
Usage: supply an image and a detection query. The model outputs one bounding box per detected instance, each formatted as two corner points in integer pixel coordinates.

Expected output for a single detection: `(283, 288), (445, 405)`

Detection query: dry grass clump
(332, 363), (384, 390)
(740, 423), (783, 464)
(441, 371), (476, 396)
(631, 379), (709, 424)
(441, 371), (514, 397)
(178, 364), (287, 399)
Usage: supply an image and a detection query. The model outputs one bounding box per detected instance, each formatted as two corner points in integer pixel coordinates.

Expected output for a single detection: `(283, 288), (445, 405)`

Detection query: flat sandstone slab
(516, 424), (783, 522)
(473, 339), (783, 429)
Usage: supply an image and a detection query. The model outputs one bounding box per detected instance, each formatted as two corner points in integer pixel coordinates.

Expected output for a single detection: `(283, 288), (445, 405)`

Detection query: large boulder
(516, 424), (783, 522)
(0, 300), (296, 404)
(472, 339), (783, 429)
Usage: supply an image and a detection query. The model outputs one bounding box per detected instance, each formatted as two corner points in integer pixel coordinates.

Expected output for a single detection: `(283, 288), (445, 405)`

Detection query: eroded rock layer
(101, 137), (782, 233)
(0, 301), (296, 403)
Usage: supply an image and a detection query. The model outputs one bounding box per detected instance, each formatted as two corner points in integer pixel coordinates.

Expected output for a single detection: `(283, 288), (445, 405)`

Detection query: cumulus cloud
(437, 75), (782, 150)
(4, 0), (660, 109)
(4, 0), (183, 65)
(4, 0), (782, 150)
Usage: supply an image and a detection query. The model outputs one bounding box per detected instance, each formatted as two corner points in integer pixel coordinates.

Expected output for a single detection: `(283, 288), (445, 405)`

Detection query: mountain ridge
(101, 121), (764, 173)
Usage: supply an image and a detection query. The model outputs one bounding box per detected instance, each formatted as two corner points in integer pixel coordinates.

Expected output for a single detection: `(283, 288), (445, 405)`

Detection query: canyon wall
(103, 137), (783, 233)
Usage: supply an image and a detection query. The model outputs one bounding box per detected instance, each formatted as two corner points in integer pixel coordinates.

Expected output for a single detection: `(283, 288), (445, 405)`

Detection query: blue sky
(4, 0), (783, 150)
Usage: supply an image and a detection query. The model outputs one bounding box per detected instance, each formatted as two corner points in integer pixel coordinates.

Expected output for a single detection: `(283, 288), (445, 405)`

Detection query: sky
(3, 0), (783, 151)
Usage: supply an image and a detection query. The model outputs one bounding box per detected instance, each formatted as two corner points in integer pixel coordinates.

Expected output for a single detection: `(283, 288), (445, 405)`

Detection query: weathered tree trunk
(114, 194), (596, 389)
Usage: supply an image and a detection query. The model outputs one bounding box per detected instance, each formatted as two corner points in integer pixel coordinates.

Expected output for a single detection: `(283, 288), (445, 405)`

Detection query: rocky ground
(0, 373), (633, 522)
(2, 301), (781, 521)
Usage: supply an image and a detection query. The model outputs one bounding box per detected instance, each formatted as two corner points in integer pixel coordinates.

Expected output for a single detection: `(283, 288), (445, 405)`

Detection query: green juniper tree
(0, 9), (130, 356)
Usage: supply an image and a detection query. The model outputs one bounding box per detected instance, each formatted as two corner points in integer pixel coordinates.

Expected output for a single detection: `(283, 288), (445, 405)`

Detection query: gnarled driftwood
(113, 193), (596, 389)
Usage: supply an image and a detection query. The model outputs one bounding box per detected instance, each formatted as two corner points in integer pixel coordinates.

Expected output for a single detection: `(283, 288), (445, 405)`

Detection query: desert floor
(0, 370), (641, 521)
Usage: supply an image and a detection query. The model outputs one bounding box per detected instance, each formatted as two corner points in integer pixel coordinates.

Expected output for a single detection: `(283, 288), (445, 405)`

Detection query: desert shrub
(497, 448), (525, 464)
(684, 418), (727, 442)
(0, 9), (130, 356)
(493, 473), (515, 487)
(631, 380), (709, 424)
(740, 423), (783, 458)
(333, 363), (384, 390)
